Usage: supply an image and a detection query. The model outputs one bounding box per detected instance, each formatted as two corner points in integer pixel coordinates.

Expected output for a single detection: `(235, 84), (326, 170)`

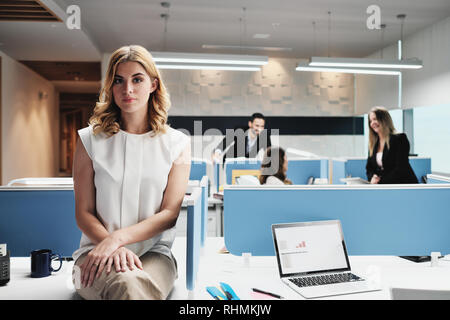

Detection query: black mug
(30, 249), (62, 278)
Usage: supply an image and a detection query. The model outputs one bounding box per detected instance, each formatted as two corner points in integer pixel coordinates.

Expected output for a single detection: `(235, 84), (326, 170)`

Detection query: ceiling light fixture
(202, 44), (292, 52)
(307, 56), (422, 69)
(152, 52), (267, 66)
(296, 62), (401, 76)
(154, 3), (267, 71)
(296, 11), (423, 74)
(155, 63), (260, 71)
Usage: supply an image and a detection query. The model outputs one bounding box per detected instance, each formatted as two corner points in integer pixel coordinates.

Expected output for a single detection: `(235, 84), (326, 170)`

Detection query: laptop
(271, 220), (381, 299)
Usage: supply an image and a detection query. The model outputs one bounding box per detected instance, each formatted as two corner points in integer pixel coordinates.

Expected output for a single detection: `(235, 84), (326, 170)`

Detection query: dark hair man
(212, 113), (271, 163)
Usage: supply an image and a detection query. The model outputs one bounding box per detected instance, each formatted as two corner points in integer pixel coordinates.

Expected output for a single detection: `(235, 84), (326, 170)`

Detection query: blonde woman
(366, 106), (417, 184)
(72, 45), (191, 300)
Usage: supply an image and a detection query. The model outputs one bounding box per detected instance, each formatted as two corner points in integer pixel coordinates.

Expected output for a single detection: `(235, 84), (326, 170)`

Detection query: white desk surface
(2, 237), (450, 300)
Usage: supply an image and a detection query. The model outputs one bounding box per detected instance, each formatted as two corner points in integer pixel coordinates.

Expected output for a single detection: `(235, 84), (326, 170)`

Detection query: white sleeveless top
(72, 125), (190, 262)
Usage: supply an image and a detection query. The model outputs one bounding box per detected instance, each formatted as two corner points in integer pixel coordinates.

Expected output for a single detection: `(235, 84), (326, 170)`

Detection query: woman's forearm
(112, 208), (179, 247)
(75, 210), (111, 245)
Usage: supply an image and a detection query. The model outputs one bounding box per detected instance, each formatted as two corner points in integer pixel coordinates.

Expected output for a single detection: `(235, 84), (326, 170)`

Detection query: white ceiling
(1, 0), (450, 61)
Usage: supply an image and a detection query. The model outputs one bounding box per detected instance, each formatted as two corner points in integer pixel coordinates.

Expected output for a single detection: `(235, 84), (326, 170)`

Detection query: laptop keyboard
(289, 273), (363, 288)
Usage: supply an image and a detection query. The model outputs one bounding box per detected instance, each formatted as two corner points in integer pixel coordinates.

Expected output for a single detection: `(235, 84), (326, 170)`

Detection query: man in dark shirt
(212, 113), (271, 163)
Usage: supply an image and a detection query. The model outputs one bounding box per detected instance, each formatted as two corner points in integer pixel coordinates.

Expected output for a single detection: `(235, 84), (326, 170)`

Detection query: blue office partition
(286, 160), (322, 184)
(225, 158), (328, 185)
(427, 174), (450, 184)
(224, 159), (261, 185)
(214, 162), (220, 192)
(332, 159), (346, 185)
(0, 189), (80, 257)
(320, 159), (329, 180)
(190, 159), (208, 181)
(342, 157), (431, 183)
(409, 158), (432, 183)
(223, 185), (450, 256)
(345, 159), (367, 180)
(185, 187), (202, 291)
(199, 176), (209, 247)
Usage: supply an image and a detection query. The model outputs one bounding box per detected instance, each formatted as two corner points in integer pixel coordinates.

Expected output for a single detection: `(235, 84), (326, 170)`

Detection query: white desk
(2, 237), (450, 300)
(171, 238), (450, 300)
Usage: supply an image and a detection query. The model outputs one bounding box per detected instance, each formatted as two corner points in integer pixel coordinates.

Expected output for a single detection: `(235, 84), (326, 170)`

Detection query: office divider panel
(345, 159), (368, 181)
(223, 185), (450, 256)
(320, 159), (329, 181)
(0, 186), (203, 291)
(427, 174), (450, 184)
(332, 159), (346, 185)
(190, 159), (208, 181)
(185, 187), (202, 291)
(0, 188), (80, 257)
(214, 162), (220, 192)
(199, 176), (209, 247)
(333, 157), (431, 184)
(409, 158), (432, 183)
(224, 159), (261, 185)
(285, 159), (324, 185)
(224, 158), (328, 185)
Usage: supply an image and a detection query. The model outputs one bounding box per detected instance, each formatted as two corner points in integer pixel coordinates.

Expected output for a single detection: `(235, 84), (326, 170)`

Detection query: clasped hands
(79, 232), (143, 288)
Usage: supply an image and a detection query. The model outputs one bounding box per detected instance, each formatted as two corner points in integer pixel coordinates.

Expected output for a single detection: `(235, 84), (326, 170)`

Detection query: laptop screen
(272, 220), (351, 277)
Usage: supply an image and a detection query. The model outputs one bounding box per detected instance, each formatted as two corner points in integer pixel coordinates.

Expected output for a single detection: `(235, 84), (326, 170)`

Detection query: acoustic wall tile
(247, 94), (262, 109)
(165, 58), (354, 116)
(190, 72), (201, 85)
(220, 72), (233, 84)
(185, 82), (200, 94)
(320, 88), (329, 100)
(339, 74), (352, 86)
(247, 85), (262, 96)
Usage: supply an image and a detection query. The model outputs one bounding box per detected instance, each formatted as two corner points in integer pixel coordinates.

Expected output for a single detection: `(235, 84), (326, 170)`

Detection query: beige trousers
(72, 251), (178, 300)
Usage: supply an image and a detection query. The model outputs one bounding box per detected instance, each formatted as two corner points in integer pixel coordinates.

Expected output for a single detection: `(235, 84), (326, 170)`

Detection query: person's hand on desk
(370, 174), (380, 184)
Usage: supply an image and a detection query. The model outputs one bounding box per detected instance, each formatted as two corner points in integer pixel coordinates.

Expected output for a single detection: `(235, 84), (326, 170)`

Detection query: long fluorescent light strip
(309, 57), (422, 69)
(296, 65), (401, 76)
(156, 64), (260, 71)
(151, 51), (268, 66)
(202, 44), (293, 52)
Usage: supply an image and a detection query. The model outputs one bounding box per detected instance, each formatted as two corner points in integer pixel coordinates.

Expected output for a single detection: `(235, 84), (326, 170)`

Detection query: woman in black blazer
(366, 107), (418, 184)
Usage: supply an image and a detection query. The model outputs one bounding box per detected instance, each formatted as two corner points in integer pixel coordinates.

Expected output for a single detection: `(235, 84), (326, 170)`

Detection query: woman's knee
(105, 269), (164, 300)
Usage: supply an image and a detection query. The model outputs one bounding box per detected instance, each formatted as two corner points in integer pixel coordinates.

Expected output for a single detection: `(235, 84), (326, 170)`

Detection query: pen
(252, 288), (284, 299)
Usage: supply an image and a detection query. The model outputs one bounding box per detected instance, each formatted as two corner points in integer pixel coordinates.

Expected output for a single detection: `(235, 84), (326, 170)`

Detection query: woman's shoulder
(160, 126), (191, 161)
(166, 126), (189, 137)
(78, 125), (92, 135)
(163, 126), (191, 144)
(79, 125), (111, 141)
(77, 125), (95, 141)
(390, 133), (409, 143)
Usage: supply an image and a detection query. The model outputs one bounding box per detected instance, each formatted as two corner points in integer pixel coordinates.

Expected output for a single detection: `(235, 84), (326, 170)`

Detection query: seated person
(366, 106), (418, 184)
(259, 147), (292, 185)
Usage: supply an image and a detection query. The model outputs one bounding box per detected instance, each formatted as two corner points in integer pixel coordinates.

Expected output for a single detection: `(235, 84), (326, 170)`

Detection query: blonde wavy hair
(89, 45), (170, 136)
(368, 106), (397, 156)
